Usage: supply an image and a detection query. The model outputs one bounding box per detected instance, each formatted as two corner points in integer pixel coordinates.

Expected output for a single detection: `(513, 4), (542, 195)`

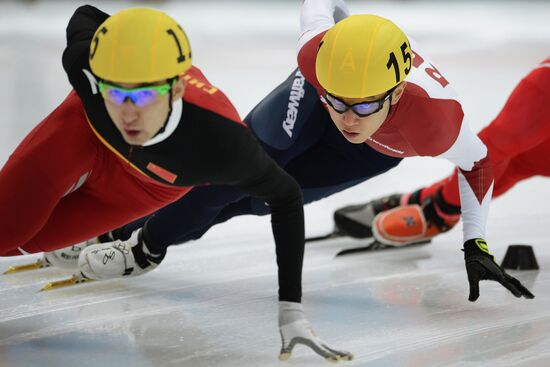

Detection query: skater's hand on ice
(463, 239), (535, 302)
(278, 301), (353, 362)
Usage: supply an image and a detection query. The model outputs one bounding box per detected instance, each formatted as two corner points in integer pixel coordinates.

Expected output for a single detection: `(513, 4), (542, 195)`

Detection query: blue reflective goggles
(98, 81), (172, 107)
(324, 87), (395, 117)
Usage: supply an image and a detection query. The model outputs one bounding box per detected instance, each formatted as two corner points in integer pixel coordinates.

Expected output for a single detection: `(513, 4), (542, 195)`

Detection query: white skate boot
(3, 237), (103, 275)
(78, 229), (164, 280)
(43, 238), (100, 270)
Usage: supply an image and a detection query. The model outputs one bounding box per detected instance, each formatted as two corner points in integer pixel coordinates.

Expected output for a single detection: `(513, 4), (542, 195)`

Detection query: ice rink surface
(1, 1), (550, 366)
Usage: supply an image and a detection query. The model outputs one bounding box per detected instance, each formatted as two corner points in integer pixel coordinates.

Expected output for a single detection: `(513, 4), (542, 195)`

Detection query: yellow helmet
(316, 14), (412, 98)
(89, 8), (192, 83)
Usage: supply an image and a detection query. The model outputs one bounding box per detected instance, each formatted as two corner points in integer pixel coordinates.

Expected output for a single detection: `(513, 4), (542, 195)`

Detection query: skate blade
(40, 273), (93, 291)
(305, 229), (344, 243)
(3, 259), (51, 274)
(336, 239), (431, 257)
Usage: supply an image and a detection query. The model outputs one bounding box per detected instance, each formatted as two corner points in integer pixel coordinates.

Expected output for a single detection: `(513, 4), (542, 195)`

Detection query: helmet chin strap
(152, 77), (178, 138)
(377, 94), (394, 130)
(387, 93), (394, 116)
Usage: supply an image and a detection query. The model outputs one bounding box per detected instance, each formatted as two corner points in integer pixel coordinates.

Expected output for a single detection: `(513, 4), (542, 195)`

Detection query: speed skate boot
(78, 227), (165, 281)
(42, 233), (115, 269)
(372, 188), (461, 246)
(333, 194), (403, 238)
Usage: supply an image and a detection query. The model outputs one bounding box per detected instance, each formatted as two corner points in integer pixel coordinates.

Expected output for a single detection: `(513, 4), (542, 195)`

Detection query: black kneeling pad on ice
(501, 245), (539, 270)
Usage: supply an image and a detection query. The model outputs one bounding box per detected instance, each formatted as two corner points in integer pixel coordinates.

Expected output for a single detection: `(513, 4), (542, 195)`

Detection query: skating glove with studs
(463, 239), (535, 302)
(278, 301), (353, 362)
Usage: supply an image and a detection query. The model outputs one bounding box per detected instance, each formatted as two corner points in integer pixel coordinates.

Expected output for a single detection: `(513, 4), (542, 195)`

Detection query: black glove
(463, 239), (535, 302)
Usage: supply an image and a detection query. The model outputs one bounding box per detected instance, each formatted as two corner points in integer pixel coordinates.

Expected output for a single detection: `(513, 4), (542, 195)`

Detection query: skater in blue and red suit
(339, 57), (550, 250)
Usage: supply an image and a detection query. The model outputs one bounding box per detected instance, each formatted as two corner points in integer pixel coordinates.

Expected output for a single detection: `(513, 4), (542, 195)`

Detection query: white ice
(1, 1), (550, 366)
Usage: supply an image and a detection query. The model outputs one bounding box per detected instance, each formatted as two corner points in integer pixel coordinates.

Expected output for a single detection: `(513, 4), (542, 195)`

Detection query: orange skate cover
(372, 205), (429, 246)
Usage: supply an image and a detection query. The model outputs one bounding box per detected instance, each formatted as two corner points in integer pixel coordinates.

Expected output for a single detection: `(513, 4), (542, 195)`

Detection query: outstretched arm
(206, 119), (352, 361)
(438, 120), (533, 301)
(62, 5), (110, 76)
(297, 0), (350, 90)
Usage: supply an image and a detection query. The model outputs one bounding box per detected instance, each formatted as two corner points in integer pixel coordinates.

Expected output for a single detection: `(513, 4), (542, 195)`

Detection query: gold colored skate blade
(40, 274), (93, 291)
(3, 259), (50, 274)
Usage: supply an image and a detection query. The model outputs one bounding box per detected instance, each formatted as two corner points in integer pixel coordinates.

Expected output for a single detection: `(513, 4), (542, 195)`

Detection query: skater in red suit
(0, 5), (351, 361)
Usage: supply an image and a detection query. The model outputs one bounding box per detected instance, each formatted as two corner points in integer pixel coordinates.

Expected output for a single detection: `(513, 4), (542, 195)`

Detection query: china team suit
(0, 6), (306, 302)
(117, 0), (493, 248)
(419, 58), (550, 206)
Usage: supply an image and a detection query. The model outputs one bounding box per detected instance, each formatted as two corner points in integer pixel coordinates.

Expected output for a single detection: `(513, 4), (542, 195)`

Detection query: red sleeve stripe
(459, 155), (493, 205)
